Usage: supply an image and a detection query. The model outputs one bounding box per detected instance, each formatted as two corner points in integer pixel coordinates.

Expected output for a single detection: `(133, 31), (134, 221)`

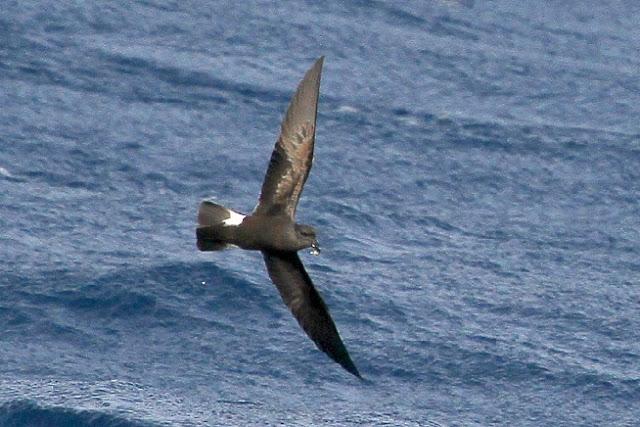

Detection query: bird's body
(235, 215), (299, 251)
(198, 209), (314, 252)
(196, 57), (361, 378)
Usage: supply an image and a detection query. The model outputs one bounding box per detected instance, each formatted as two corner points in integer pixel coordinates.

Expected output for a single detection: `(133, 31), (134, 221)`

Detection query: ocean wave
(0, 400), (153, 427)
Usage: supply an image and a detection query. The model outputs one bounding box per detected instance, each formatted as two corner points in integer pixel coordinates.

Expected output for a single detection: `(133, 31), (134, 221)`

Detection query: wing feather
(254, 57), (324, 218)
(262, 250), (361, 378)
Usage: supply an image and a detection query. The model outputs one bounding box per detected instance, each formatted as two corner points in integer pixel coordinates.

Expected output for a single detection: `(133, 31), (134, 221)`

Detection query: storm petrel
(196, 57), (360, 378)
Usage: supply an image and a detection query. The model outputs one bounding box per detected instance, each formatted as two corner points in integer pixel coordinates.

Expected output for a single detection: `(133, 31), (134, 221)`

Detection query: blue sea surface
(1, 1), (639, 425)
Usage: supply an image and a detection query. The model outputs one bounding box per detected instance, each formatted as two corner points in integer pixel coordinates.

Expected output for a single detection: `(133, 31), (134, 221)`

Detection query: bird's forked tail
(196, 201), (245, 251)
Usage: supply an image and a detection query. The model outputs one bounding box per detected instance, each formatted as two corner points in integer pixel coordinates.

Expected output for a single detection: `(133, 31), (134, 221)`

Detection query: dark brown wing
(253, 57), (324, 219)
(262, 250), (361, 378)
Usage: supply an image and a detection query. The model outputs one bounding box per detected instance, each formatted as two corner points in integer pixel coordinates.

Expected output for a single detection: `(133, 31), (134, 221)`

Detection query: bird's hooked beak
(310, 239), (321, 256)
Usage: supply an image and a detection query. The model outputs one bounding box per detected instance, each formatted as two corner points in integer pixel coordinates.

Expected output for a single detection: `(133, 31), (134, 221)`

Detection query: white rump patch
(223, 209), (245, 226)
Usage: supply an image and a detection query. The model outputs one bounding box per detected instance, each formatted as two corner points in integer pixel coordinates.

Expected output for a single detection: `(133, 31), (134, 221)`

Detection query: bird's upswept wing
(262, 250), (361, 378)
(253, 57), (323, 219)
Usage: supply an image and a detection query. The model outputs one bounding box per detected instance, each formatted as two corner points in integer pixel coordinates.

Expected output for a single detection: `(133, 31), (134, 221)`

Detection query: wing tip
(302, 56), (324, 89)
(312, 55), (324, 77)
(333, 343), (362, 379)
(324, 334), (362, 379)
(342, 358), (363, 379)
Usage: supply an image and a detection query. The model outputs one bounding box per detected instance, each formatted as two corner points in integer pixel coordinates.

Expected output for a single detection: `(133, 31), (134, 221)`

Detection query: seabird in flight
(196, 57), (361, 378)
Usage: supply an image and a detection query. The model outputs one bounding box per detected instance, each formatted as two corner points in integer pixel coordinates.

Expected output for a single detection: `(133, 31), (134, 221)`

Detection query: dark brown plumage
(196, 57), (360, 378)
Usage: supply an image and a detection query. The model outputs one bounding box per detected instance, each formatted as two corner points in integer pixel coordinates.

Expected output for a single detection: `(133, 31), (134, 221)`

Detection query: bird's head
(295, 224), (320, 255)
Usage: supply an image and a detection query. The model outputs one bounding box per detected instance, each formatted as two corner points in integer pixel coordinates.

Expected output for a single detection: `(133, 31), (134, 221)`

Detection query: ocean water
(1, 1), (639, 425)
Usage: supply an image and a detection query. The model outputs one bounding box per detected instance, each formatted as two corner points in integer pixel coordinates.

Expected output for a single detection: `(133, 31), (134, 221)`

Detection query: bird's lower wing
(261, 250), (360, 378)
